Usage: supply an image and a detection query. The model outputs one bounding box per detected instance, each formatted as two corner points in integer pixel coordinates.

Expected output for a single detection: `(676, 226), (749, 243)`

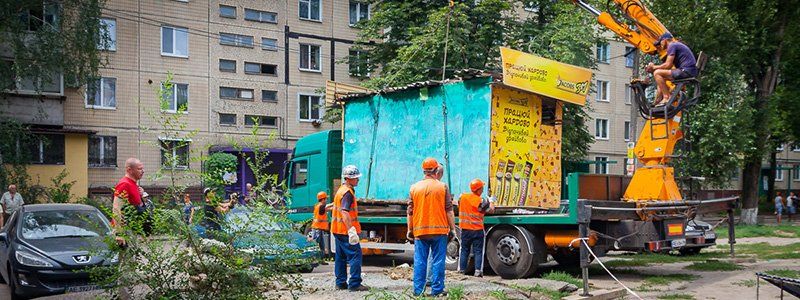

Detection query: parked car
(0, 204), (117, 300)
(194, 207), (319, 272)
(680, 220), (717, 255)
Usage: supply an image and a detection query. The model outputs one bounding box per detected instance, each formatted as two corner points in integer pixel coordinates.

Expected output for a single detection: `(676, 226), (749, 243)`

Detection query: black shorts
(671, 69), (695, 80)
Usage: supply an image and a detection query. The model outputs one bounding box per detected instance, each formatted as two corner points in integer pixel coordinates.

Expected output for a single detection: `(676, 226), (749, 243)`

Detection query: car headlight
(686, 225), (695, 231)
(15, 245), (53, 267)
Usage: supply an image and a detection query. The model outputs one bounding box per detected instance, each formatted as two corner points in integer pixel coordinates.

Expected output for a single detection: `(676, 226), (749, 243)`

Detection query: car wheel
(7, 265), (25, 300)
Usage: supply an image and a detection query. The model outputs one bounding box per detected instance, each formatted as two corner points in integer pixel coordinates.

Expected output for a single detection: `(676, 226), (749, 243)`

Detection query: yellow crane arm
(572, 0), (669, 58)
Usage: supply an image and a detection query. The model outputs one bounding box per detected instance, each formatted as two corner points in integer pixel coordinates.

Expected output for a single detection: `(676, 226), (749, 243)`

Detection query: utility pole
(627, 49), (640, 176)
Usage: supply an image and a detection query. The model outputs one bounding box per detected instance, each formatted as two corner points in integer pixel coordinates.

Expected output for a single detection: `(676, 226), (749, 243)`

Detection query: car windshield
(225, 209), (288, 233)
(21, 210), (111, 240)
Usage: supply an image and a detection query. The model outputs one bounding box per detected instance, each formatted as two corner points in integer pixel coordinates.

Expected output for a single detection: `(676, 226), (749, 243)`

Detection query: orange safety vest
(311, 202), (329, 231)
(331, 184), (361, 235)
(410, 179), (449, 236)
(459, 193), (485, 231)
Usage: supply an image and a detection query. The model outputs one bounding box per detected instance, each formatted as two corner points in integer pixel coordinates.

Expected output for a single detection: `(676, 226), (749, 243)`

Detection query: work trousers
(333, 234), (363, 290)
(413, 235), (447, 296)
(459, 229), (485, 273)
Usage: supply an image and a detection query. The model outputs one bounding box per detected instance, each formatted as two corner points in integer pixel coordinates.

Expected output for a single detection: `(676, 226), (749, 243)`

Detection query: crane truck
(283, 0), (738, 293)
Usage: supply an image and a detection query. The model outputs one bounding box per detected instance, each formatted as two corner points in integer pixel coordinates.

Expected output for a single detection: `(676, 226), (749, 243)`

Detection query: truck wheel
(552, 248), (593, 268)
(446, 228), (462, 266)
(679, 247), (701, 256)
(486, 227), (544, 279)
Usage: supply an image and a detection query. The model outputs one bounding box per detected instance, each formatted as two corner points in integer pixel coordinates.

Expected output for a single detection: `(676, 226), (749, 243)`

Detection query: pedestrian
(1, 184), (24, 226)
(775, 191), (784, 224)
(112, 158), (148, 245)
(244, 183), (256, 205)
(183, 193), (195, 225)
(202, 187), (223, 232)
(787, 191), (797, 222)
(310, 191), (332, 261)
(458, 179), (495, 277)
(426, 164), (446, 286)
(330, 165), (369, 292)
(646, 32), (698, 106)
(407, 158), (457, 297)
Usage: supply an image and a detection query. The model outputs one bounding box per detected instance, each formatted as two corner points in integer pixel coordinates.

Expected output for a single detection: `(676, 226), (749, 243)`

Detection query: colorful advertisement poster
(489, 85), (561, 209)
(500, 47), (593, 106)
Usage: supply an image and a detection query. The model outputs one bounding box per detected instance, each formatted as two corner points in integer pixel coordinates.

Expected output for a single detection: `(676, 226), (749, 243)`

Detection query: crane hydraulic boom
(571, 0), (693, 202)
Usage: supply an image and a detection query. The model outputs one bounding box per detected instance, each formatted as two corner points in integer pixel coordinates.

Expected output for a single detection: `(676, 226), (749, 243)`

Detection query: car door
(0, 212), (18, 281)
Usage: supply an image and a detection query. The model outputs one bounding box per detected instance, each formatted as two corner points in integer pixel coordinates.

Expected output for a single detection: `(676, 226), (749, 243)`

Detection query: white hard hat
(342, 165), (362, 179)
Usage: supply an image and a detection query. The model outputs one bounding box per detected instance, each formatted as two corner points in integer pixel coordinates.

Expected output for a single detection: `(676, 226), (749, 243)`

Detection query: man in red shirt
(113, 158), (145, 244)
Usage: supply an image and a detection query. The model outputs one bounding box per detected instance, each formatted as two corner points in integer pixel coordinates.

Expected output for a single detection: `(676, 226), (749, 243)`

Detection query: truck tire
(446, 228), (462, 266)
(486, 227), (545, 279)
(552, 248), (593, 268)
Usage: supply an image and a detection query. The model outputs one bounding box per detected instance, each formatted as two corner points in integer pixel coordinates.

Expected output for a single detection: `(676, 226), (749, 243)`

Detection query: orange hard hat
(469, 179), (484, 192)
(317, 191), (328, 200)
(422, 157), (439, 170)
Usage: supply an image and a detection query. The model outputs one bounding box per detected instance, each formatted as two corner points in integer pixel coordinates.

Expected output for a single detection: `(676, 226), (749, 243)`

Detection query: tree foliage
(0, 0), (107, 91)
(353, 0), (600, 161)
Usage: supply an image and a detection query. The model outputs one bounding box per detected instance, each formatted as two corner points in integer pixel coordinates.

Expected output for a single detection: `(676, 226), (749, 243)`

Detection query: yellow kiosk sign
(500, 47), (593, 106)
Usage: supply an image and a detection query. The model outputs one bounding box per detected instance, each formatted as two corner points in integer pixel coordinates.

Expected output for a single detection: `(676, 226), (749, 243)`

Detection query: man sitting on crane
(646, 32), (698, 106)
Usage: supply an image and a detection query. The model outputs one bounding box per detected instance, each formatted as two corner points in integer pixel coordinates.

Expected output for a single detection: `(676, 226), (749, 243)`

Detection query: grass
(764, 269), (800, 279)
(489, 290), (511, 300)
(635, 273), (700, 292)
(732, 279), (757, 288)
(715, 224), (800, 238)
(600, 251), (728, 268)
(541, 270), (582, 287)
(684, 260), (743, 271)
(657, 293), (696, 300)
(717, 242), (800, 260)
(510, 284), (568, 300)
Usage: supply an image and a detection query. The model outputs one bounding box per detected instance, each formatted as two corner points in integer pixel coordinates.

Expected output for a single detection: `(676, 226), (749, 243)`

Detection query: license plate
(66, 285), (99, 293)
(671, 239), (687, 248)
(704, 232), (716, 239)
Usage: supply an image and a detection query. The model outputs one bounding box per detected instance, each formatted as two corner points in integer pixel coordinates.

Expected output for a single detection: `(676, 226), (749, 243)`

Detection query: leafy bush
(46, 169), (76, 203)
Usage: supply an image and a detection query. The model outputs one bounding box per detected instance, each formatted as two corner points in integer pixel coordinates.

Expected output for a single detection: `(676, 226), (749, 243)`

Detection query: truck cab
(285, 130), (342, 222)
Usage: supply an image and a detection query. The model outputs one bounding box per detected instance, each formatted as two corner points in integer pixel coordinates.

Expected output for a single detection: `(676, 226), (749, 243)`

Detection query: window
(349, 1), (369, 26)
(12, 69), (63, 95)
(88, 135), (117, 167)
(21, 3), (59, 31)
(625, 83), (632, 104)
(595, 118), (609, 139)
(161, 26), (189, 57)
(731, 168), (740, 180)
(244, 62), (277, 75)
(776, 144), (784, 151)
(86, 77), (116, 109)
(793, 144), (800, 152)
(349, 50), (369, 77)
(625, 47), (635, 68)
(262, 90), (277, 102)
(299, 44), (321, 72)
(793, 165), (800, 181)
(292, 160), (308, 187)
(594, 157), (608, 174)
(776, 167), (784, 182)
(219, 113), (236, 125)
(160, 139), (190, 169)
(244, 8), (277, 23)
(220, 33), (254, 47)
(299, 94), (321, 121)
(596, 80), (609, 102)
(299, 0), (321, 21)
(220, 5), (237, 18)
(596, 42), (609, 63)
(98, 18), (116, 51)
(262, 38), (278, 51)
(220, 87), (254, 100)
(523, 2), (539, 12)
(624, 121), (631, 141)
(162, 83), (189, 113)
(219, 59), (236, 72)
(28, 134), (65, 165)
(245, 115), (277, 127)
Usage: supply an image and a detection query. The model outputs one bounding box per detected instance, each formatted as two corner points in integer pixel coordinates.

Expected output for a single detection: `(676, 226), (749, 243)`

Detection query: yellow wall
(25, 133), (89, 200)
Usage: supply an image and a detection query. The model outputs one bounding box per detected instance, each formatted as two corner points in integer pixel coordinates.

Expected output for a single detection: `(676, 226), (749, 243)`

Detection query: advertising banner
(500, 47), (593, 106)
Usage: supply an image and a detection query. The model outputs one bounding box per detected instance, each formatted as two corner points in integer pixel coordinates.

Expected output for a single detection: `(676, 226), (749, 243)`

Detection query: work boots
(474, 270), (483, 277)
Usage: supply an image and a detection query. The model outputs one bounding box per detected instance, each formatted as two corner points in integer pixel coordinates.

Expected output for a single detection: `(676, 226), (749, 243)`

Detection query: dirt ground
(5, 236), (798, 299)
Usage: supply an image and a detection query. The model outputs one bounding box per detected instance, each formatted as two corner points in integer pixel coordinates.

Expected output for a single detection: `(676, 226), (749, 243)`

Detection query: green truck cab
(285, 130), (342, 222)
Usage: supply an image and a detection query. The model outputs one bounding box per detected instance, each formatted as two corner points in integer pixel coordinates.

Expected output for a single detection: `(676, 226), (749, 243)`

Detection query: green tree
(0, 0), (108, 91)
(650, 0), (800, 224)
(352, 0), (600, 161)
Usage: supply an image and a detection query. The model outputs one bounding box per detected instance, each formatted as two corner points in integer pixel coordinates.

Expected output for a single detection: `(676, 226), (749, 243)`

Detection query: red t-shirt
(114, 176), (142, 207)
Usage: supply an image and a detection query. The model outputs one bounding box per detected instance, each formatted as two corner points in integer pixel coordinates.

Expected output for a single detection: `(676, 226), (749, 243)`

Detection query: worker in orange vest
(407, 158), (456, 297)
(458, 179), (495, 277)
(310, 191), (332, 261)
(331, 165), (369, 292)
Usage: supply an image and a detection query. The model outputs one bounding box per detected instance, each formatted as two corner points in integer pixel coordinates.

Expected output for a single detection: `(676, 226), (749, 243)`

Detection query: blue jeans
(334, 234), (363, 289)
(459, 229), (485, 273)
(414, 235), (447, 296)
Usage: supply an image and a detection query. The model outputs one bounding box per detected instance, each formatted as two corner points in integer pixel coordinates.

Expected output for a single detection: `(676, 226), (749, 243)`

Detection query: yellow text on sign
(500, 47), (593, 106)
